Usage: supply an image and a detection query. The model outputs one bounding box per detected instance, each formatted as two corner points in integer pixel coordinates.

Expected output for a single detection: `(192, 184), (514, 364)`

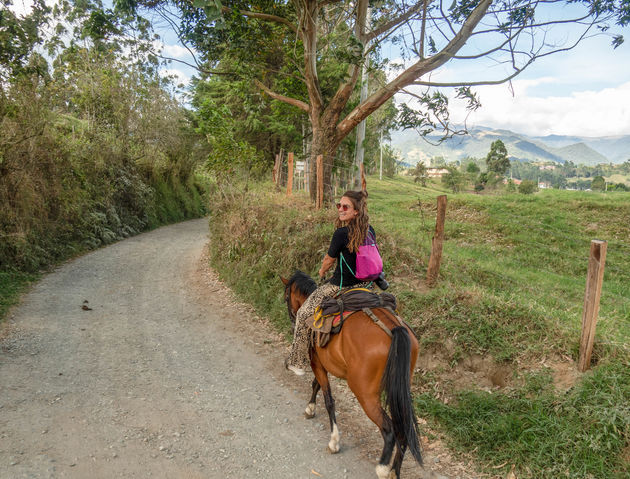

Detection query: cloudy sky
(429, 34), (630, 138)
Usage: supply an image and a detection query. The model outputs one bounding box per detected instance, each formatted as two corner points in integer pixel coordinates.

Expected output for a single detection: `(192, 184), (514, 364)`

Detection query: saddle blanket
(307, 288), (398, 347)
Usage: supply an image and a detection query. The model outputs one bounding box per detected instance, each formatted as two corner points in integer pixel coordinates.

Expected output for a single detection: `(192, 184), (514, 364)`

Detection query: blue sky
(10, 0), (630, 138)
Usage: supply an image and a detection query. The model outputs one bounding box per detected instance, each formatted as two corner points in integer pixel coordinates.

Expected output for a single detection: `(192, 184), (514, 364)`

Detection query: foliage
(465, 161), (480, 174)
(130, 0), (630, 202)
(0, 0), (50, 82)
(379, 144), (401, 178)
(442, 166), (466, 192)
(591, 175), (606, 191)
(0, 0), (208, 276)
(510, 160), (630, 190)
(193, 94), (265, 188)
(518, 179), (537, 194)
(486, 139), (510, 175)
(411, 162), (428, 186)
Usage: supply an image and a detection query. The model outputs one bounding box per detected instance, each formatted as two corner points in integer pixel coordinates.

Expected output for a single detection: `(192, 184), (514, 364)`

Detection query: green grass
(0, 270), (39, 321)
(416, 361), (630, 478)
(205, 177), (630, 478)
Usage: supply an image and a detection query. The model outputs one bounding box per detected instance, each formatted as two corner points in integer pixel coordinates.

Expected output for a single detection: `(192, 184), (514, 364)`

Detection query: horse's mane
(288, 270), (317, 297)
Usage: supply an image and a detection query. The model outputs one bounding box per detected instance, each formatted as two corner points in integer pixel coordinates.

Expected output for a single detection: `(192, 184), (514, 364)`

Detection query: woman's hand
(319, 254), (336, 279)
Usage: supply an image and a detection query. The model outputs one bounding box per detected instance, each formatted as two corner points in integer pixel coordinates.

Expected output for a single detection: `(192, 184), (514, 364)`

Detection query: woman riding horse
(285, 190), (376, 376)
(282, 190), (423, 478)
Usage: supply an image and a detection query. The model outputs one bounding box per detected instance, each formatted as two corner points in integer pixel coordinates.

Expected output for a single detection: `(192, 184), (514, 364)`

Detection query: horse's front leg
(311, 352), (340, 454)
(304, 377), (320, 419)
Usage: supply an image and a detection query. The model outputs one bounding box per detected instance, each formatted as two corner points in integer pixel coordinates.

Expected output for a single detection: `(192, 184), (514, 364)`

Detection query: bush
(518, 179), (537, 194)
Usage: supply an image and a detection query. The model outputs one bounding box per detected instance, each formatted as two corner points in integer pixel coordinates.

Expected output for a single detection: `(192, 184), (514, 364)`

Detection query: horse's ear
(280, 276), (289, 285)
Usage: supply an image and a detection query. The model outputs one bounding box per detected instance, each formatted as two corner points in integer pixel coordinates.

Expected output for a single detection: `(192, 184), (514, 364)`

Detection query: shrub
(518, 179), (537, 194)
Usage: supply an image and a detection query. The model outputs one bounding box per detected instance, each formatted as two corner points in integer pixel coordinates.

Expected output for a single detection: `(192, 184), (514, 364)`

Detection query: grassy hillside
(206, 178), (629, 478)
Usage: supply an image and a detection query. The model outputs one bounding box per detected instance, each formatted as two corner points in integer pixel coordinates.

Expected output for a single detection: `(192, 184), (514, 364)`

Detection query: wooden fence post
(316, 155), (324, 210)
(287, 152), (294, 196)
(360, 163), (367, 192)
(305, 157), (310, 194)
(578, 240), (607, 372)
(426, 195), (447, 287)
(277, 149), (284, 187)
(272, 154), (279, 184)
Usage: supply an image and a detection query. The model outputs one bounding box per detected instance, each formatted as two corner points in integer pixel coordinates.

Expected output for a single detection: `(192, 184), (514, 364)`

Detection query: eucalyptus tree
(0, 0), (51, 84)
(137, 0), (629, 202)
(486, 139), (510, 175)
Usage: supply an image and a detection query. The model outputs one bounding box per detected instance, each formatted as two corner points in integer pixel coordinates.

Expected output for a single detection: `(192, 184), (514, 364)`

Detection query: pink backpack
(355, 230), (383, 281)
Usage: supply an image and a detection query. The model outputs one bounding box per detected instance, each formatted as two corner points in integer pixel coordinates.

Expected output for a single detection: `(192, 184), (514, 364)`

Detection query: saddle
(308, 288), (398, 347)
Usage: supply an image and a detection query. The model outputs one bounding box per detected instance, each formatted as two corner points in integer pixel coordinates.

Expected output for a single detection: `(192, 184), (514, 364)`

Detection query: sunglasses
(336, 203), (351, 211)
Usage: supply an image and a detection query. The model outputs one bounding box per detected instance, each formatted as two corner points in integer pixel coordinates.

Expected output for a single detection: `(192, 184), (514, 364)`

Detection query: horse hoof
(304, 403), (316, 418)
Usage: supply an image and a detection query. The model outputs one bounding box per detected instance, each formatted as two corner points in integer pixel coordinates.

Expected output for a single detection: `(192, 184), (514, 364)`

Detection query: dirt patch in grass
(416, 345), (513, 398)
(548, 358), (580, 392)
(415, 347), (580, 403)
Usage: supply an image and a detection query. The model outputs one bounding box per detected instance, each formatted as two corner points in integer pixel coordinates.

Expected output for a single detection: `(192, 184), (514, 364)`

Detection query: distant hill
(553, 143), (608, 165)
(391, 127), (630, 166)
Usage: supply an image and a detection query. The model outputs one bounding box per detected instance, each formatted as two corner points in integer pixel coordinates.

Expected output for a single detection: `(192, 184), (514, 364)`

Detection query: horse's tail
(381, 326), (423, 465)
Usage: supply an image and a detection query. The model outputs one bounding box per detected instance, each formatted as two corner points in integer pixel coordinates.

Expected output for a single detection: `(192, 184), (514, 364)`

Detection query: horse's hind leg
(311, 355), (340, 454)
(392, 443), (407, 478)
(349, 384), (396, 479)
(304, 378), (320, 419)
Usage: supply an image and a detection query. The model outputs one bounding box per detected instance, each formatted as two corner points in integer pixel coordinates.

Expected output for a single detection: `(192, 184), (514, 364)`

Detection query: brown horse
(281, 271), (422, 479)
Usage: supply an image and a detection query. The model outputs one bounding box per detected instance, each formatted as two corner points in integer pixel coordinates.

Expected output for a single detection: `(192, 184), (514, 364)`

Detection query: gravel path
(0, 218), (472, 479)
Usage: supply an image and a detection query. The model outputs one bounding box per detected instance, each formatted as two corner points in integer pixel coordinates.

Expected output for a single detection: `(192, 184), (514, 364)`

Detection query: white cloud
(161, 43), (196, 60)
(445, 80), (630, 137)
(8, 0), (35, 16)
(160, 68), (191, 87)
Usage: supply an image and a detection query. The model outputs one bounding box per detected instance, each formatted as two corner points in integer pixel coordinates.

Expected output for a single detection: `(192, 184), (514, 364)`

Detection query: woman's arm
(318, 254), (336, 279)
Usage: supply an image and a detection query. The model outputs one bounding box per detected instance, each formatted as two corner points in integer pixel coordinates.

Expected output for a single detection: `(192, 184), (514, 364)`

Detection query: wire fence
(272, 150), (364, 200)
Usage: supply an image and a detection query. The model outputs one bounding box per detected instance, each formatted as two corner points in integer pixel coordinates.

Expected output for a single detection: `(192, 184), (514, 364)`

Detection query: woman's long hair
(335, 190), (369, 253)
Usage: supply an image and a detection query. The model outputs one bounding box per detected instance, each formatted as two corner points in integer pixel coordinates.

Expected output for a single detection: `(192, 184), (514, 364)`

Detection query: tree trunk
(308, 121), (340, 203)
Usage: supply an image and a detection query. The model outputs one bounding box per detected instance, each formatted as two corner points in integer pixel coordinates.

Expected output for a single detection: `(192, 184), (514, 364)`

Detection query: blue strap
(339, 252), (372, 291)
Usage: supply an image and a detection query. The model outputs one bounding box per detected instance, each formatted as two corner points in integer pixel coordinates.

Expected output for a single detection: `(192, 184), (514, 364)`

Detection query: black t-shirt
(327, 225), (376, 288)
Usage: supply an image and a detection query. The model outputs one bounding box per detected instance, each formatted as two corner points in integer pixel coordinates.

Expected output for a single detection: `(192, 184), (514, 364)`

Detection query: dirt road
(0, 219), (467, 479)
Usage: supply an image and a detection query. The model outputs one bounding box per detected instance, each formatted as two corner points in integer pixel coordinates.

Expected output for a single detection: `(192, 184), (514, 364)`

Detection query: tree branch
(221, 6), (298, 34)
(253, 79), (310, 113)
(365, 3), (423, 43)
(337, 0), (493, 138)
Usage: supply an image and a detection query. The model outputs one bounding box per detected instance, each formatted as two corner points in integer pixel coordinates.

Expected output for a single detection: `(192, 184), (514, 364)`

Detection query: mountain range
(390, 127), (630, 166)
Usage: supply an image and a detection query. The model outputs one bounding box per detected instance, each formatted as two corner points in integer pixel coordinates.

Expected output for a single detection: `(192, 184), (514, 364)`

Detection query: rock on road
(1, 219), (457, 479)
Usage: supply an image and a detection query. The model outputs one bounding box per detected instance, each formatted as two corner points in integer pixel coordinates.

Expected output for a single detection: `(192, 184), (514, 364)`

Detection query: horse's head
(280, 271), (317, 328)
